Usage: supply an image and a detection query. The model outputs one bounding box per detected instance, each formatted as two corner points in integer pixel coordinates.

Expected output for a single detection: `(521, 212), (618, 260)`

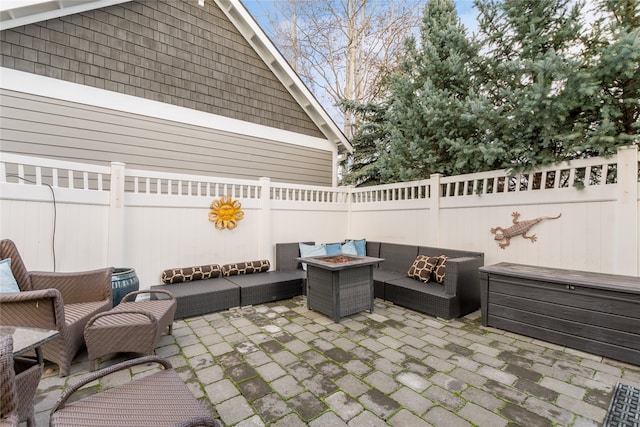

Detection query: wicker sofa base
(149, 241), (484, 321)
(366, 241), (484, 320)
(151, 278), (240, 320)
(384, 277), (457, 319)
(225, 270), (306, 306)
(275, 240), (484, 320)
(150, 244), (308, 319)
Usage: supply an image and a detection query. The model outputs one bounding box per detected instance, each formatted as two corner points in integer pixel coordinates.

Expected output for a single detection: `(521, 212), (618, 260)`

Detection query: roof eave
(0, 0), (353, 154)
(214, 0), (353, 154)
(0, 0), (130, 31)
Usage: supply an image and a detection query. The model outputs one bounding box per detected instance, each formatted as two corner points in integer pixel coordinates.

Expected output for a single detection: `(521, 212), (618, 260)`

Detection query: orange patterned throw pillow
(161, 264), (222, 284)
(407, 255), (439, 283)
(432, 255), (448, 284)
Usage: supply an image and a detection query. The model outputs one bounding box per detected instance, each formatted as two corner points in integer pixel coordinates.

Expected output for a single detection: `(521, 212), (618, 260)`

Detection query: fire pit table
(297, 254), (385, 322)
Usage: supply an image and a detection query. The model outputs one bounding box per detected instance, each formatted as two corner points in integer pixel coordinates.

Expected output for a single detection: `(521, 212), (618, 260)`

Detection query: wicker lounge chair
(0, 334), (42, 427)
(0, 335), (19, 427)
(50, 355), (220, 427)
(13, 354), (41, 427)
(0, 239), (113, 376)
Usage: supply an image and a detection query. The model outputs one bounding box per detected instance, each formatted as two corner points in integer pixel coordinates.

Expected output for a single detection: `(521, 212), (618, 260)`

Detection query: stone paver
(32, 296), (640, 426)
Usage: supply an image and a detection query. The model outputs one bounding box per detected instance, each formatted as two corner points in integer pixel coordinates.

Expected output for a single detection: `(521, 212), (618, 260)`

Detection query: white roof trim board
(0, 0), (130, 30)
(0, 0), (353, 154)
(1, 67), (339, 155)
(214, 0), (352, 154)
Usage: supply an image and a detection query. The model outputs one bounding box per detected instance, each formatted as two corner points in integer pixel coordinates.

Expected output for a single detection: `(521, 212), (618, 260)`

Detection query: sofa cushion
(346, 239), (366, 256)
(325, 243), (342, 255)
(365, 241), (381, 258)
(341, 240), (358, 255)
(432, 255), (448, 284)
(0, 258), (19, 293)
(276, 242), (313, 271)
(222, 260), (270, 277)
(161, 264), (222, 284)
(407, 255), (439, 283)
(299, 243), (327, 270)
(379, 243), (419, 273)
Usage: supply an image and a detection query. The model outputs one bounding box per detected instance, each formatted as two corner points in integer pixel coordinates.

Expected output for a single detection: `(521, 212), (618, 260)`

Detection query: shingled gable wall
(0, 0), (336, 185)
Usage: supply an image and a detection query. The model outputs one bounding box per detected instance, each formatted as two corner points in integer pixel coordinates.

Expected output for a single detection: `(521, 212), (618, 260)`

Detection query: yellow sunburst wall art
(208, 195), (244, 230)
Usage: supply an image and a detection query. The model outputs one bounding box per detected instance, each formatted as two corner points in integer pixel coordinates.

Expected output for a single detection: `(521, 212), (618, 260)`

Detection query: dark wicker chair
(50, 356), (221, 427)
(0, 239), (113, 376)
(0, 335), (19, 427)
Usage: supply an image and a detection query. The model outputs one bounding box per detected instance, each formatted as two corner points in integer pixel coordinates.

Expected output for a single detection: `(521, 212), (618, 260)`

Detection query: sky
(242, 0), (481, 35)
(240, 0), (482, 127)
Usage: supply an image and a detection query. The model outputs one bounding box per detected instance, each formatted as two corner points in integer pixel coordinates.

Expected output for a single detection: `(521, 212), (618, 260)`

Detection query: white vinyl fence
(1, 146), (638, 287)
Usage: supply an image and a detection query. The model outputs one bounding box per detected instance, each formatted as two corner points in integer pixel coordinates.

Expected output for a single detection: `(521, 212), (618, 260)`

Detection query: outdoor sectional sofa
(150, 243), (307, 319)
(293, 240), (484, 319)
(151, 240), (483, 321)
(367, 241), (485, 319)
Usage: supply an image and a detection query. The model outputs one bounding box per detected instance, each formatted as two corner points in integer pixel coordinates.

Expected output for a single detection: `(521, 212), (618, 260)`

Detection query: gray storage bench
(479, 262), (640, 365)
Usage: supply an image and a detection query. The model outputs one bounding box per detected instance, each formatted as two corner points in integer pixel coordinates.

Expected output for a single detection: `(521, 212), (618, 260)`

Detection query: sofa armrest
(0, 288), (65, 331)
(30, 267), (113, 305)
(275, 242), (313, 271)
(443, 257), (484, 314)
(443, 257), (483, 294)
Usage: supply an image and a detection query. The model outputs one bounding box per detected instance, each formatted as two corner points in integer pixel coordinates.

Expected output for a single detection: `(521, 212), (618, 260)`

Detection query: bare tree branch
(251, 0), (421, 136)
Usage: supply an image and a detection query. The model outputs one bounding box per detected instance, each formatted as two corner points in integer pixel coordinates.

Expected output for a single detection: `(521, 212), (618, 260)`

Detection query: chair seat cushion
(115, 299), (177, 333)
(64, 301), (112, 325)
(49, 369), (212, 427)
(64, 301), (112, 344)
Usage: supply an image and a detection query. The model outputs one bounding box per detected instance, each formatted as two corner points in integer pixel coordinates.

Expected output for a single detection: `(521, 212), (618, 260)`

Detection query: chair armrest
(30, 267), (113, 304)
(50, 356), (172, 413)
(120, 289), (175, 303)
(0, 289), (65, 331)
(86, 309), (157, 329)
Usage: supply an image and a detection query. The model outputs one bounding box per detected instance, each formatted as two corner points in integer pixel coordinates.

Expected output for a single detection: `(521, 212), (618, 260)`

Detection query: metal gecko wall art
(490, 212), (561, 249)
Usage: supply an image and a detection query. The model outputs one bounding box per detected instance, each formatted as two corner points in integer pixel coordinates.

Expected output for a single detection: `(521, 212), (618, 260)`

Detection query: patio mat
(603, 383), (640, 427)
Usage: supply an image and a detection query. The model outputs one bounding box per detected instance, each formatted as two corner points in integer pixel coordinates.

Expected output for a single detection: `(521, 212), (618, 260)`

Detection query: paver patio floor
(33, 296), (640, 426)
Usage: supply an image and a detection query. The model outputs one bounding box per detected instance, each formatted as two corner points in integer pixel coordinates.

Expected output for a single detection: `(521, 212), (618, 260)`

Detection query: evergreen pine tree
(379, 0), (481, 181)
(580, 0), (639, 150)
(338, 98), (389, 186)
(474, 0), (589, 169)
(343, 0), (638, 185)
